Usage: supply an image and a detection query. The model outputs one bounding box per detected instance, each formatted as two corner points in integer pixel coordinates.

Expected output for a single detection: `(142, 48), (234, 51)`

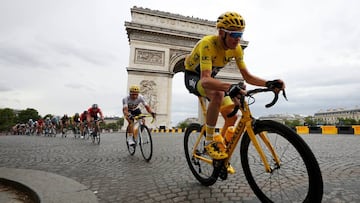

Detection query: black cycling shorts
(129, 108), (142, 117)
(184, 70), (201, 96)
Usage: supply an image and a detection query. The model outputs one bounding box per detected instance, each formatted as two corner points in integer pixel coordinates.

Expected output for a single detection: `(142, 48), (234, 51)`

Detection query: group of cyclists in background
(11, 104), (104, 139)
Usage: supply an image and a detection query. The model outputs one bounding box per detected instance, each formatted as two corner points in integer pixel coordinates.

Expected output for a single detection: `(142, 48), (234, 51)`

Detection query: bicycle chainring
(213, 160), (228, 180)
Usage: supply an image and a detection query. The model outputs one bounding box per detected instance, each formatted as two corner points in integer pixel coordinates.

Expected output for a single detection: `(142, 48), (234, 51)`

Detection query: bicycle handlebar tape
(220, 96), (235, 114)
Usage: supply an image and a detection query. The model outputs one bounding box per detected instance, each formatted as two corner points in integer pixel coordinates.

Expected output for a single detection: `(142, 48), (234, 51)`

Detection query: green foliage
(0, 108), (16, 132)
(17, 108), (41, 123)
(99, 121), (106, 129)
(176, 121), (189, 129)
(284, 119), (302, 128)
(304, 116), (317, 126)
(117, 117), (124, 129)
(337, 118), (359, 125)
(106, 123), (118, 131)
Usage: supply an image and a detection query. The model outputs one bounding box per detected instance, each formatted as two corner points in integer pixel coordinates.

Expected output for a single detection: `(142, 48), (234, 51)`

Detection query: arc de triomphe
(124, 7), (247, 129)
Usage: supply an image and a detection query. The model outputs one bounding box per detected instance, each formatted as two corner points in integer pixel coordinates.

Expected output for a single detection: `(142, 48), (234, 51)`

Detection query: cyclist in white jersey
(122, 85), (156, 146)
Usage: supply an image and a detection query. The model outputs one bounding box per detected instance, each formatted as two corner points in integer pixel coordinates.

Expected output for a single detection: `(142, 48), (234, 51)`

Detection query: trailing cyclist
(72, 113), (81, 136)
(122, 85), (156, 146)
(184, 11), (285, 163)
(60, 114), (69, 136)
(80, 110), (88, 138)
(87, 104), (104, 134)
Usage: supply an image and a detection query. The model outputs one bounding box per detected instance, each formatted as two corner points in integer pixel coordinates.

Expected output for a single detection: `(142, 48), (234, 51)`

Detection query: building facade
(314, 107), (360, 125)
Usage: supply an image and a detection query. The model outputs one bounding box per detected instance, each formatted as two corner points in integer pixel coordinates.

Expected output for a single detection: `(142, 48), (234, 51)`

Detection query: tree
(0, 108), (16, 132)
(176, 121), (189, 130)
(304, 116), (317, 126)
(17, 108), (41, 123)
(106, 123), (119, 131)
(337, 118), (358, 125)
(284, 119), (301, 128)
(117, 117), (124, 129)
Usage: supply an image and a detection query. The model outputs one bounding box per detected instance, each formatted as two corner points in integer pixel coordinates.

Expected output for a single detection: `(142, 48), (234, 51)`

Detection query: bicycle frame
(131, 114), (155, 138)
(192, 96), (281, 173)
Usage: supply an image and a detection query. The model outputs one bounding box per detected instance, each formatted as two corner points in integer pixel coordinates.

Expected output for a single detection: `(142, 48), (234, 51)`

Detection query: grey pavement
(0, 133), (359, 202)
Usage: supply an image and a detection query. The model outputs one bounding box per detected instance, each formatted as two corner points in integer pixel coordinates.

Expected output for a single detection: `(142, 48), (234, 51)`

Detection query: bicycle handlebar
(133, 114), (156, 123)
(227, 87), (288, 118)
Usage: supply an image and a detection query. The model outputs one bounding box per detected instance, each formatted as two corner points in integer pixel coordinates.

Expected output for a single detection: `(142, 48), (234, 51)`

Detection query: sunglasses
(221, 29), (243, 38)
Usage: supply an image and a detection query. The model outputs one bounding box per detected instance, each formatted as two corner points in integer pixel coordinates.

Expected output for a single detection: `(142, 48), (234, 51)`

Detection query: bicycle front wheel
(126, 126), (136, 155)
(240, 120), (323, 203)
(95, 131), (100, 144)
(139, 125), (153, 162)
(184, 123), (219, 186)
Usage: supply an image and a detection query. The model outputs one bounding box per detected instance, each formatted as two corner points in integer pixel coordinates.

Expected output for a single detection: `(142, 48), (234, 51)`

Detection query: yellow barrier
(352, 125), (360, 135)
(177, 128), (182, 133)
(295, 126), (309, 134)
(321, 126), (338, 135)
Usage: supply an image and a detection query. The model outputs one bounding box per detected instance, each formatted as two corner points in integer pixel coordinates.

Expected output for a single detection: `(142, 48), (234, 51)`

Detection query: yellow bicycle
(184, 86), (323, 202)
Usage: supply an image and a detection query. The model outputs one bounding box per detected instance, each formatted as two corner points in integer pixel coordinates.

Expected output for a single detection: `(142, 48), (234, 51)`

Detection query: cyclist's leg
(130, 109), (141, 139)
(93, 115), (99, 133)
(203, 88), (228, 159)
(185, 71), (227, 159)
(126, 120), (136, 146)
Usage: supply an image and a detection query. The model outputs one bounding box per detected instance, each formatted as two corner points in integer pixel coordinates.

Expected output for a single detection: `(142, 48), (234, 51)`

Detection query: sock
(205, 124), (215, 144)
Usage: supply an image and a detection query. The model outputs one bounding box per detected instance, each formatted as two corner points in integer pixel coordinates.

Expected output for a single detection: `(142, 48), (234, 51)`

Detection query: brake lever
(282, 89), (288, 101)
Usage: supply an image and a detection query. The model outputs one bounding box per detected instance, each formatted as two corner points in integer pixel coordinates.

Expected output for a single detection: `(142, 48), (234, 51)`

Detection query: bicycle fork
(245, 122), (281, 173)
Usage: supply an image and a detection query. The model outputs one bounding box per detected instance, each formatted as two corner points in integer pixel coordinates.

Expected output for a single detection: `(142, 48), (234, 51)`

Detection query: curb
(0, 167), (98, 203)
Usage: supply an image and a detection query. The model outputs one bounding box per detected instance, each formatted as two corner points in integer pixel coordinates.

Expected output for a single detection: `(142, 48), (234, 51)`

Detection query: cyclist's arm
(200, 69), (231, 91)
(144, 104), (155, 115)
(98, 109), (104, 120)
(239, 67), (267, 87)
(122, 106), (132, 123)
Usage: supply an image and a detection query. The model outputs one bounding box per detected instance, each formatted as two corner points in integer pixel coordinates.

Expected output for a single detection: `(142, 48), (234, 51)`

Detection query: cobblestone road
(0, 133), (359, 203)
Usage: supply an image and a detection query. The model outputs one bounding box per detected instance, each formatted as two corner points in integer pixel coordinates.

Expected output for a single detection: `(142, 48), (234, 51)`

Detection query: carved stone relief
(139, 80), (158, 113)
(135, 48), (164, 66)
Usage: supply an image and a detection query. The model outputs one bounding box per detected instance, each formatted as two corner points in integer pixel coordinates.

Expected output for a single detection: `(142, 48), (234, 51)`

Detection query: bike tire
(240, 120), (323, 203)
(126, 126), (136, 155)
(91, 132), (95, 143)
(184, 123), (219, 186)
(84, 128), (89, 140)
(95, 131), (100, 144)
(139, 125), (153, 162)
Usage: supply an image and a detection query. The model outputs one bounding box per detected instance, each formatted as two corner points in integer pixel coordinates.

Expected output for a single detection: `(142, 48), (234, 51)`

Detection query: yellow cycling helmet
(129, 85), (140, 93)
(216, 12), (245, 30)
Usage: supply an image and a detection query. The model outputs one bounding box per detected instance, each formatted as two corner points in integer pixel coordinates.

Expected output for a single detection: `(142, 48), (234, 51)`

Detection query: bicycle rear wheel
(139, 125), (153, 162)
(126, 126), (136, 155)
(184, 123), (219, 186)
(240, 120), (323, 203)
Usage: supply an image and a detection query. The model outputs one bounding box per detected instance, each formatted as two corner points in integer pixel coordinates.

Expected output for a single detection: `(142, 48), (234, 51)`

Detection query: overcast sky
(1, 0), (359, 125)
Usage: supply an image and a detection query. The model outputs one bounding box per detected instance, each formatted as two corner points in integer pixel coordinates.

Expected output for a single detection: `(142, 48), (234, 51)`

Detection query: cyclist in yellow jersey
(184, 12), (285, 163)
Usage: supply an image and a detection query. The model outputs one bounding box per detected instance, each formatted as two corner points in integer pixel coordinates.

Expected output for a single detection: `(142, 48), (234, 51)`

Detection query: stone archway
(124, 6), (247, 129)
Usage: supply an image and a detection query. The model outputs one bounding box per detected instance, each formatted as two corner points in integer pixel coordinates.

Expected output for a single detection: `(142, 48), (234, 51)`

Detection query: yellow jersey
(185, 35), (246, 76)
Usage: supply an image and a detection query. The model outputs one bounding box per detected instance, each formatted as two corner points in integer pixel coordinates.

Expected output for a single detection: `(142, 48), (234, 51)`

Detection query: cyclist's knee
(209, 91), (224, 104)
